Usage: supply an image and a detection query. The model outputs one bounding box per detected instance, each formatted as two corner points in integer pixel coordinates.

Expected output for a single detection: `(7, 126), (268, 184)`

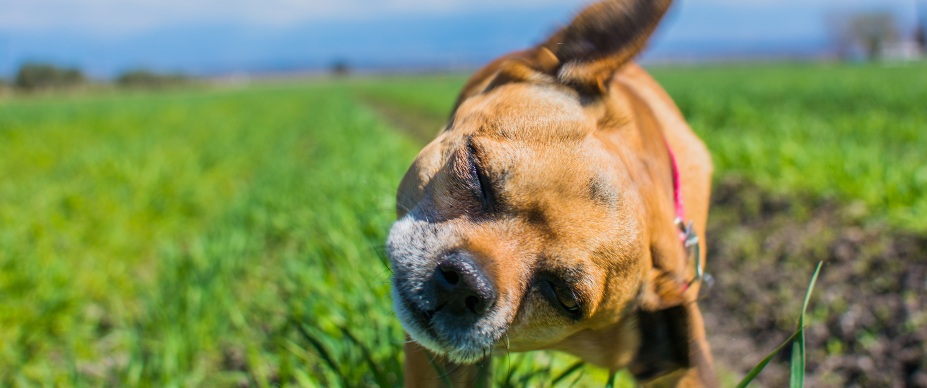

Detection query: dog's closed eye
(467, 142), (495, 212)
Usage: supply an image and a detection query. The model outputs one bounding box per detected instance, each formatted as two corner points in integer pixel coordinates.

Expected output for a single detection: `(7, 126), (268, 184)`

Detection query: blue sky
(0, 0), (922, 78)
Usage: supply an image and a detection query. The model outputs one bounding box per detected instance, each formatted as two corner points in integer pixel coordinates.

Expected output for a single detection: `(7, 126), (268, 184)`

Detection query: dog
(386, 0), (716, 386)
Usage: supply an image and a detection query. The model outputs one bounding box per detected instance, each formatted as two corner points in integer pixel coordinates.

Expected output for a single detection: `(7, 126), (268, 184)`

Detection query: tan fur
(392, 0), (715, 386)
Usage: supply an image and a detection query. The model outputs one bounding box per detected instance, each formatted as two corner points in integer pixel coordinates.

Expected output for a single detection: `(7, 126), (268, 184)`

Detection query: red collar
(666, 142), (707, 294)
(668, 142), (686, 224)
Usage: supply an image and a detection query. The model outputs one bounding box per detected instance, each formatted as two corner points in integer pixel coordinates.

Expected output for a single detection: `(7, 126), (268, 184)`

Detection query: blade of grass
(790, 332), (805, 388)
(606, 370), (618, 388)
(339, 327), (390, 387)
(735, 331), (800, 388)
(800, 262), (822, 321)
(790, 261), (822, 388)
(551, 361), (585, 386)
(737, 261), (822, 388)
(567, 369), (586, 388)
(515, 366), (551, 386)
(291, 319), (340, 379)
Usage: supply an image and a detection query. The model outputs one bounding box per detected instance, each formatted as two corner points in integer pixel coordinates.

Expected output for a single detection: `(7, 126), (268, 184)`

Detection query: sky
(0, 0), (922, 78)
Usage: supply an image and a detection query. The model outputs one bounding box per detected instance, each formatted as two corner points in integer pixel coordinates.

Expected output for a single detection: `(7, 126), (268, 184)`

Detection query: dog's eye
(467, 144), (494, 210)
(540, 280), (581, 317)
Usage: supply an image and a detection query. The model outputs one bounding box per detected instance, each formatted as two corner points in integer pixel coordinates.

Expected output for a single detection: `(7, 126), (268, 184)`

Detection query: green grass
(0, 85), (418, 385)
(0, 62), (924, 385)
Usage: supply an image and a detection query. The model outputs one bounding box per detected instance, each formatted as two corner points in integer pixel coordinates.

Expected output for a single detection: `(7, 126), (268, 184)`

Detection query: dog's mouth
(392, 287), (503, 364)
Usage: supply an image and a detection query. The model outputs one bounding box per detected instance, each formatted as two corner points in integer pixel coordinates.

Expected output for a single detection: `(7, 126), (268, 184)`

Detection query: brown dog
(386, 0), (716, 386)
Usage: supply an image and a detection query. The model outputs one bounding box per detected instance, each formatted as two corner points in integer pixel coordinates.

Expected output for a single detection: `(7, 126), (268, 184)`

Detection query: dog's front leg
(403, 342), (492, 388)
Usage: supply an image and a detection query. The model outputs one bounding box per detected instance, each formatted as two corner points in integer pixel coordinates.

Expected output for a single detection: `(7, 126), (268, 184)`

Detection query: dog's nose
(433, 257), (497, 318)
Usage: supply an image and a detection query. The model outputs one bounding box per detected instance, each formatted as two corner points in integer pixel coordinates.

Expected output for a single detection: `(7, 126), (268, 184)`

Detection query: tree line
(1, 62), (191, 92)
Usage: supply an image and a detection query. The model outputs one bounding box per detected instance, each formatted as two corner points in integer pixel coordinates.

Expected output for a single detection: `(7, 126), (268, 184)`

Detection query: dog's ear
(542, 0), (673, 95)
(451, 0), (672, 110)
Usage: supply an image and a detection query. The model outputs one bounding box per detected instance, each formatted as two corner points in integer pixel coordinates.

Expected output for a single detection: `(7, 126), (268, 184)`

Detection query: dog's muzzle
(392, 255), (504, 362)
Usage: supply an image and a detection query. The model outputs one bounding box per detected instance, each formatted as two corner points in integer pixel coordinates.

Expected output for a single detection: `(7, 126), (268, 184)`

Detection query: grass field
(0, 62), (924, 385)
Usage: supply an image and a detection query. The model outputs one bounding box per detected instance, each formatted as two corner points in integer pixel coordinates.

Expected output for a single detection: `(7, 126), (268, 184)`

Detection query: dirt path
(360, 95), (447, 145)
(364, 96), (927, 387)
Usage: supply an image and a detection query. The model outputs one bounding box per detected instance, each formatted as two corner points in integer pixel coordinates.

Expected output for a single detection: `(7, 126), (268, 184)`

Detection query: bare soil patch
(704, 178), (927, 387)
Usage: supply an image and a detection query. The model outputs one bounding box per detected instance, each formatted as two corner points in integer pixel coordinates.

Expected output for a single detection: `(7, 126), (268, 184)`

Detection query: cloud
(0, 0), (587, 34)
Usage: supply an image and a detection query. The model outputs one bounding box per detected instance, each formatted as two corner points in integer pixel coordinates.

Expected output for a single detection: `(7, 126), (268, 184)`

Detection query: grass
(0, 61), (923, 385)
(0, 84), (417, 385)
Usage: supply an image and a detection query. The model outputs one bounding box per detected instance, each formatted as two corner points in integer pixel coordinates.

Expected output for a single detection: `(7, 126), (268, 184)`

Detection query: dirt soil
(363, 97), (927, 387)
(702, 178), (927, 387)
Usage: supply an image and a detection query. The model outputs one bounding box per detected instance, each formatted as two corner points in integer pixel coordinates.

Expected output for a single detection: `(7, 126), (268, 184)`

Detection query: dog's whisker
(426, 353), (458, 384)
(443, 362), (464, 380)
(395, 202), (413, 214)
(368, 245), (394, 274)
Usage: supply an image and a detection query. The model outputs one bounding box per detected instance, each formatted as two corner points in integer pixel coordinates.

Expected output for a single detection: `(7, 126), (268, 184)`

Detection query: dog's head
(388, 0), (691, 372)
